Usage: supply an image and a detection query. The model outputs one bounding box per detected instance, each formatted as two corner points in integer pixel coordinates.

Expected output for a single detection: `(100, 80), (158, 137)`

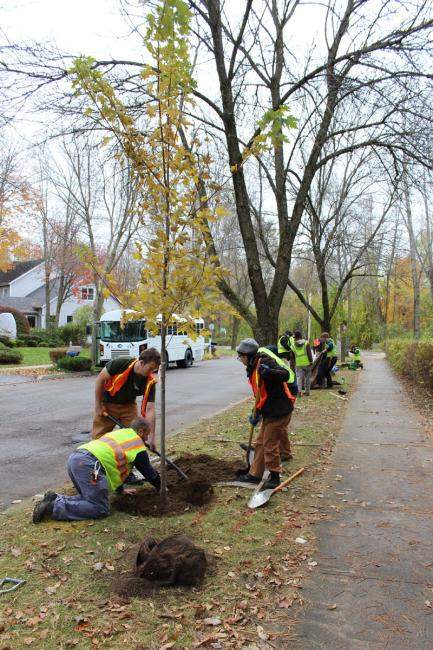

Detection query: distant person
(32, 417), (160, 523)
(292, 330), (313, 396)
(277, 330), (295, 364)
(92, 348), (160, 450)
(349, 344), (363, 369)
(316, 332), (338, 388)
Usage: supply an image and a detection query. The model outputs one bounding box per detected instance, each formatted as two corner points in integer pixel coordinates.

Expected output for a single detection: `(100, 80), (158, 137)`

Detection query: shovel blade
(248, 488), (273, 509)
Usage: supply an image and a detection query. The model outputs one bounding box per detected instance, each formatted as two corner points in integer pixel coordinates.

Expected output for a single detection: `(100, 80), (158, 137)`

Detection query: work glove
(258, 363), (271, 378)
(248, 412), (261, 427)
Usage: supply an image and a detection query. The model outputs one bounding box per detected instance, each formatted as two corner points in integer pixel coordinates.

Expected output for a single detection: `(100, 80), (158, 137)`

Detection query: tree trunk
(230, 316), (241, 350)
(54, 274), (65, 327)
(403, 180), (421, 339)
(159, 320), (167, 507)
(44, 267), (51, 330)
(91, 282), (104, 364)
(422, 186), (433, 303)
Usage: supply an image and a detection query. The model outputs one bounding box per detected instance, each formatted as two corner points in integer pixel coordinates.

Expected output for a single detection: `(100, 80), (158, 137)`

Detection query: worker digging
(92, 347), (161, 445)
(235, 338), (297, 490)
(32, 416), (161, 523)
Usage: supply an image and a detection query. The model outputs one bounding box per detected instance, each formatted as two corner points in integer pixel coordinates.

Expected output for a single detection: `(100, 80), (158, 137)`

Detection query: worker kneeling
(32, 417), (160, 524)
(236, 339), (296, 490)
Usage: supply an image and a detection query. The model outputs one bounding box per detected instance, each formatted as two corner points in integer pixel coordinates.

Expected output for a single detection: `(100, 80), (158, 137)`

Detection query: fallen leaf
(23, 638), (35, 646)
(328, 604), (337, 610)
(203, 617), (221, 626)
(295, 537), (307, 545)
(105, 564), (114, 571)
(307, 560), (318, 567)
(425, 600), (432, 608)
(44, 583), (60, 596)
(115, 542), (126, 552)
(11, 547), (22, 557)
(257, 625), (269, 641)
(278, 598), (293, 609)
(93, 562), (104, 572)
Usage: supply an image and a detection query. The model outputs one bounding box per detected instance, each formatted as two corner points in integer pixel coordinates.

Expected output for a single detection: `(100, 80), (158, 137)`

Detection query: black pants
(317, 356), (337, 388)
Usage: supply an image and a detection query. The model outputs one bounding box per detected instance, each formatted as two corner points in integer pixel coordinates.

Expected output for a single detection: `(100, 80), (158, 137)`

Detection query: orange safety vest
(248, 360), (295, 410)
(104, 360), (157, 416)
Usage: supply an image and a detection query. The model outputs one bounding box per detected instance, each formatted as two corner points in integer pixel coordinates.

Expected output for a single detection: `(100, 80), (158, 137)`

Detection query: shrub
(58, 323), (85, 346)
(37, 341), (50, 347)
(49, 348), (69, 363)
(387, 338), (433, 390)
(56, 355), (92, 372)
(18, 334), (41, 347)
(0, 335), (14, 347)
(0, 348), (23, 364)
(0, 305), (30, 335)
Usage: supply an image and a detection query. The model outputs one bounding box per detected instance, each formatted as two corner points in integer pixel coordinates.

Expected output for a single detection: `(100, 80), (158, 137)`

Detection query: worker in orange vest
(92, 348), (161, 449)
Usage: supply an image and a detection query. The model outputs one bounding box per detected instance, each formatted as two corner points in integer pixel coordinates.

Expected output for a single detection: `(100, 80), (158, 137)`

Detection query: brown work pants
(92, 401), (138, 439)
(250, 414), (292, 477)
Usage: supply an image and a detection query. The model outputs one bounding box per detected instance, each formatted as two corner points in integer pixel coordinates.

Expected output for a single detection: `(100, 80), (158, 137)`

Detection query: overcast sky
(1, 0), (134, 58)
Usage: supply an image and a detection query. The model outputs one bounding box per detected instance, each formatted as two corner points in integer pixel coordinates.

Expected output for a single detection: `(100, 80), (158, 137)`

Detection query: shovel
(103, 412), (188, 481)
(248, 467), (305, 509)
(237, 378), (262, 476)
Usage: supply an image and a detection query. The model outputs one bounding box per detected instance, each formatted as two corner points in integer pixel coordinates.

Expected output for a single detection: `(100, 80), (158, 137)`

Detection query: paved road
(291, 352), (433, 649)
(0, 357), (249, 510)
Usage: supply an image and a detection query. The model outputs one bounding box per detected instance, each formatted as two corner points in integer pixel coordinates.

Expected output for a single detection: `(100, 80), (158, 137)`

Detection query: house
(0, 259), (120, 328)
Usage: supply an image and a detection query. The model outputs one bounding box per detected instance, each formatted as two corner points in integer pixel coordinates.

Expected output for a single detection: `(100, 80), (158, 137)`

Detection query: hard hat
(236, 338), (259, 356)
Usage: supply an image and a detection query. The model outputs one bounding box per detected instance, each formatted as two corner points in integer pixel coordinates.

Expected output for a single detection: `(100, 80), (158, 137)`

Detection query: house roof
(0, 259), (44, 285)
(26, 278), (60, 303)
(0, 297), (42, 313)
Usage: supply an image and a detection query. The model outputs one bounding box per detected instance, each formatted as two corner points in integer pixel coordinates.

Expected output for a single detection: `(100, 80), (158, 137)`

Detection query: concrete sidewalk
(291, 352), (433, 649)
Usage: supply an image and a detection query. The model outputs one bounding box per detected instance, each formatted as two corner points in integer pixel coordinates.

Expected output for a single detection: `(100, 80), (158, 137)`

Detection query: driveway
(0, 356), (249, 510)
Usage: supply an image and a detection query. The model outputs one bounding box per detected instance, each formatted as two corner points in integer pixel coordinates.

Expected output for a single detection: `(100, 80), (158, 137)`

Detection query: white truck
(97, 309), (207, 367)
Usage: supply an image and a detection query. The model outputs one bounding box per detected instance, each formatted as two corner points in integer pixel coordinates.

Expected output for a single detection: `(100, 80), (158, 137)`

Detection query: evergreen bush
(56, 355), (92, 371)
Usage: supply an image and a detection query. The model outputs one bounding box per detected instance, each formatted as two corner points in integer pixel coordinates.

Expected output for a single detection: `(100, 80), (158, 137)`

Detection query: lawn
(0, 347), (91, 367)
(0, 370), (357, 648)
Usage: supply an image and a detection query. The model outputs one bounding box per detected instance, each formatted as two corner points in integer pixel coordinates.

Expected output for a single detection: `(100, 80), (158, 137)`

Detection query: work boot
(262, 472), (280, 490)
(32, 497), (54, 524)
(43, 491), (58, 502)
(237, 474), (261, 485)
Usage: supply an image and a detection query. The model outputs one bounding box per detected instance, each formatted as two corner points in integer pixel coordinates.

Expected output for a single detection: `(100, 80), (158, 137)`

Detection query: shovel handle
(272, 467), (305, 494)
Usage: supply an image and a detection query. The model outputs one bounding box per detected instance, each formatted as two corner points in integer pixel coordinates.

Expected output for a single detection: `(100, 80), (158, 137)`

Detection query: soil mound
(113, 534), (207, 598)
(113, 453), (243, 516)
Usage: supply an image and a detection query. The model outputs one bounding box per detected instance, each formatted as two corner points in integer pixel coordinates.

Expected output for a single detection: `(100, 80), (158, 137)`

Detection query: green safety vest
(79, 428), (146, 492)
(292, 341), (310, 368)
(351, 348), (361, 362)
(277, 335), (294, 355)
(258, 346), (295, 384)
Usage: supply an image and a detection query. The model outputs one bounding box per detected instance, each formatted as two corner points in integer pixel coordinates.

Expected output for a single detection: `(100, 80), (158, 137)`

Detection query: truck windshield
(100, 321), (147, 342)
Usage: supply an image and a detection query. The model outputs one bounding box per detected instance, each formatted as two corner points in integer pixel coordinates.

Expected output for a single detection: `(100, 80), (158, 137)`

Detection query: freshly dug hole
(113, 534), (207, 598)
(112, 453), (244, 516)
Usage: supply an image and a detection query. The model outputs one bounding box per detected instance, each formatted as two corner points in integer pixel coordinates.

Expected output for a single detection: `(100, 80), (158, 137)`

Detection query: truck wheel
(177, 348), (193, 368)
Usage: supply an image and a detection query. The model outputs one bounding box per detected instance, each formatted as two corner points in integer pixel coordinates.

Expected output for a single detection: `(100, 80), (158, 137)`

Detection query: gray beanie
(236, 338), (259, 356)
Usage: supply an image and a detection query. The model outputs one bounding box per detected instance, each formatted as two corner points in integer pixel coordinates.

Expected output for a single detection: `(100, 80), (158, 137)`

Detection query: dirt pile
(113, 534), (207, 598)
(113, 453), (243, 516)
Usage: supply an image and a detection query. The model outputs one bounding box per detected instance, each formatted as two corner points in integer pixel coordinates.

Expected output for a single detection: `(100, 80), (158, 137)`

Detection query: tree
(52, 138), (142, 359)
(71, 0), (226, 503)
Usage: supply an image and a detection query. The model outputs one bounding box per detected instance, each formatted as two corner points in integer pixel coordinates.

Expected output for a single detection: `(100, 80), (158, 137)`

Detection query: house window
(27, 315), (36, 328)
(67, 315), (73, 323)
(81, 287), (95, 301)
(0, 286), (9, 296)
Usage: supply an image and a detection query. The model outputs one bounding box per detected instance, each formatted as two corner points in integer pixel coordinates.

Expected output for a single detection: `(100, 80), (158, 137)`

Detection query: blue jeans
(52, 451), (110, 521)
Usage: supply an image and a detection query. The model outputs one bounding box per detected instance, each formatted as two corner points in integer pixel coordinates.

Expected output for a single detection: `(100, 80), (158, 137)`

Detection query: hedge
(387, 338), (433, 389)
(56, 355), (92, 372)
(0, 348), (23, 364)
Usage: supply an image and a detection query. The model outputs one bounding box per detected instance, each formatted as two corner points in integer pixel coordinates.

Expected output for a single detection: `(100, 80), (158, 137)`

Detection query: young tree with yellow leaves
(70, 0), (227, 502)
